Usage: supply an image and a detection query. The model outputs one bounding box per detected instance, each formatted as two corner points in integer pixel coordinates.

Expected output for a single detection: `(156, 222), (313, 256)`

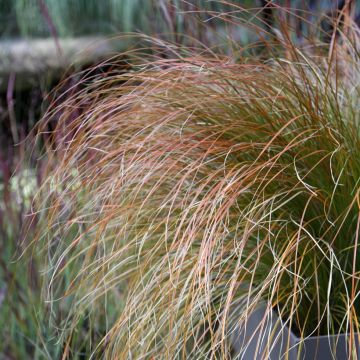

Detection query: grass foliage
(33, 9), (360, 358)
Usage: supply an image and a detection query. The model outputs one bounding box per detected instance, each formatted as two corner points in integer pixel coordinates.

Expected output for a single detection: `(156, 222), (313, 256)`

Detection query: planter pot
(231, 304), (360, 359)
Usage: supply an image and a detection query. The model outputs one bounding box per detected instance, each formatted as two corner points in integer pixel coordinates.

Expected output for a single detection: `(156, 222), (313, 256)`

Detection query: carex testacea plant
(33, 7), (360, 359)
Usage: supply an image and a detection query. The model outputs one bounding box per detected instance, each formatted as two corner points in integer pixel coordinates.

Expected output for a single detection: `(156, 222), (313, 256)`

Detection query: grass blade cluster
(35, 21), (360, 358)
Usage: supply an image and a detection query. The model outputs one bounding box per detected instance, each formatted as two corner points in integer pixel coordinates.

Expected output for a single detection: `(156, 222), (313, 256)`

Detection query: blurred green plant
(0, 0), (240, 38)
(0, 0), (352, 39)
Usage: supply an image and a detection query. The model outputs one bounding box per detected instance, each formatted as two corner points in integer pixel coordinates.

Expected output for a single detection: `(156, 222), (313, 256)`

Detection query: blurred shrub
(0, 0), (355, 38)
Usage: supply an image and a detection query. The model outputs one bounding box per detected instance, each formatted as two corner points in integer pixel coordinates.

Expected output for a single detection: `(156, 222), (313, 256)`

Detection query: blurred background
(0, 0), (357, 358)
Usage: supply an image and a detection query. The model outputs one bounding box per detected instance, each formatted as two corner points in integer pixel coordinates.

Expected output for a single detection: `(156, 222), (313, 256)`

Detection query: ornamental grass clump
(35, 23), (360, 358)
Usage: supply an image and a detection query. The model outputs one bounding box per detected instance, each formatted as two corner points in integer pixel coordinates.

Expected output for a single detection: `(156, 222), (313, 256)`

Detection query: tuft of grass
(33, 4), (360, 359)
(33, 12), (360, 358)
